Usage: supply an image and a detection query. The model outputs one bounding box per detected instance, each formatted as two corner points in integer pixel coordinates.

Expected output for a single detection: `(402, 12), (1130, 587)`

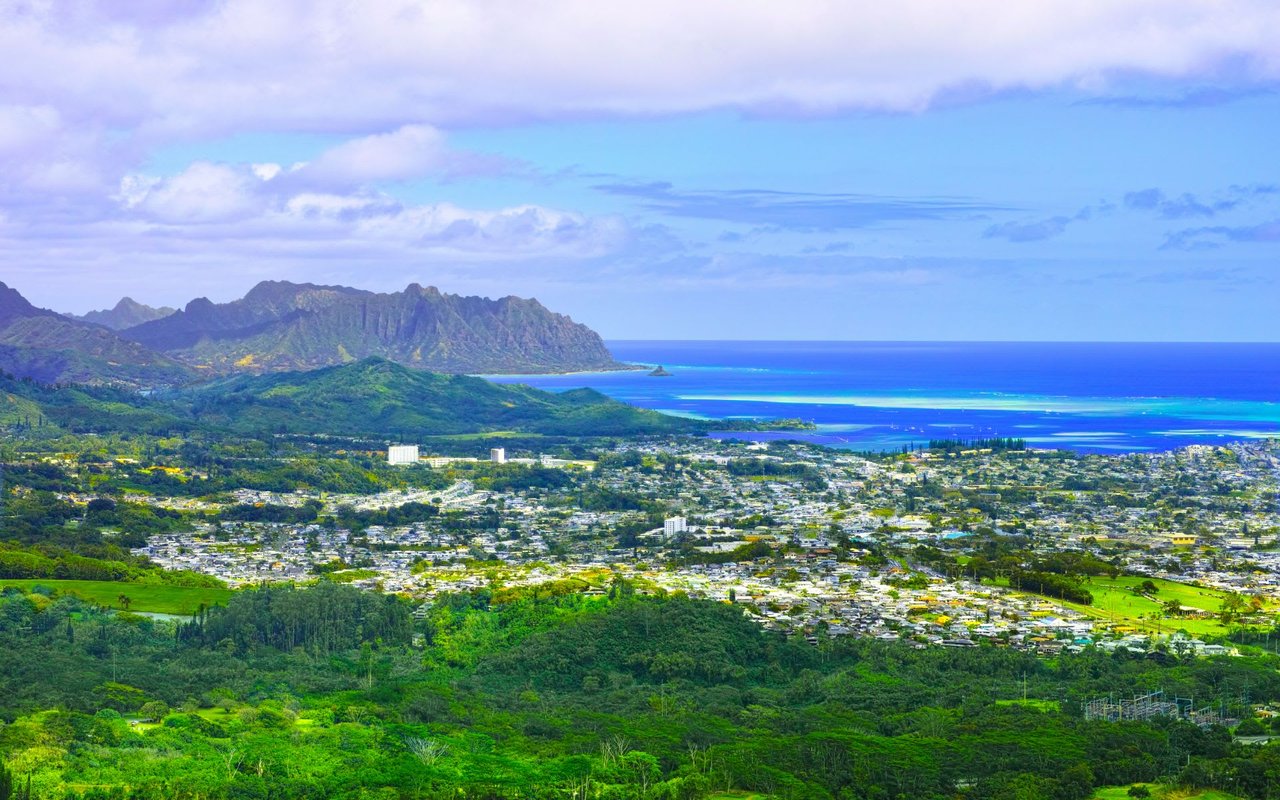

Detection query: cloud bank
(2, 0), (1279, 139)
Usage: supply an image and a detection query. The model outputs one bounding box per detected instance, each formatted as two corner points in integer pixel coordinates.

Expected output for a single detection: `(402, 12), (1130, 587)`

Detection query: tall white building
(490, 447), (506, 464)
(387, 445), (419, 465)
(663, 516), (688, 536)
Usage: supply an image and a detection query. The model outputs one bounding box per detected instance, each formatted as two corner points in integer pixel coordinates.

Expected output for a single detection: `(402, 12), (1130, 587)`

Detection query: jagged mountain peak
(72, 296), (176, 330)
(121, 280), (621, 375)
(243, 280), (367, 304)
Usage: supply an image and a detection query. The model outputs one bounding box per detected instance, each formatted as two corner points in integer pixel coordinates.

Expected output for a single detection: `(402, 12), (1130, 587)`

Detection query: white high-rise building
(387, 445), (419, 465)
(490, 447), (506, 464)
(663, 516), (688, 536)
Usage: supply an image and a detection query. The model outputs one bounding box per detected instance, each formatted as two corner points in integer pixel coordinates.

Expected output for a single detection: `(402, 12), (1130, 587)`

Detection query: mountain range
(0, 280), (624, 386)
(122, 281), (621, 376)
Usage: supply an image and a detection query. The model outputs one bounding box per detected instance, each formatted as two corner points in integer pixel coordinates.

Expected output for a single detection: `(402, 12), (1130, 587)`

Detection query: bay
(483, 341), (1280, 452)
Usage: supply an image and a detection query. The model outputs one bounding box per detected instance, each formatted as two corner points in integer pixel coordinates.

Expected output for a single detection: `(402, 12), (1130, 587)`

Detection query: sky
(1, 1), (1278, 341)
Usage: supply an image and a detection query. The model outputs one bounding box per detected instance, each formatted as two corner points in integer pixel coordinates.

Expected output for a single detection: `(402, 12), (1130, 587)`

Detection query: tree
(1220, 592), (1247, 624)
(140, 700), (169, 721)
(1127, 786), (1151, 799)
(405, 737), (448, 765)
(117, 594), (132, 611)
(0, 762), (30, 800)
(619, 751), (660, 794)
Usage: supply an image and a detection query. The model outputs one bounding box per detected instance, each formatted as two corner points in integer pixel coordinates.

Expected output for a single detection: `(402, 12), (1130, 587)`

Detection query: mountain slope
(124, 281), (623, 374)
(72, 297), (176, 330)
(185, 357), (701, 437)
(0, 282), (192, 387)
(0, 370), (189, 435)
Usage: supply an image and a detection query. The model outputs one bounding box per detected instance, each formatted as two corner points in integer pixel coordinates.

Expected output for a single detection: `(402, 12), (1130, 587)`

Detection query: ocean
(484, 341), (1280, 453)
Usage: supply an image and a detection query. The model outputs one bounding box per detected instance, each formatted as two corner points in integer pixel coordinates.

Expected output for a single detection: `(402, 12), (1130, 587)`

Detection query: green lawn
(1008, 575), (1273, 638)
(1091, 785), (1241, 800)
(994, 698), (1061, 712)
(0, 579), (233, 615)
(425, 430), (544, 441)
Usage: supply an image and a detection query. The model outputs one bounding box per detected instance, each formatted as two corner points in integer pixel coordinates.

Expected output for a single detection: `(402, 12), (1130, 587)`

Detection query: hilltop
(71, 297), (176, 330)
(0, 357), (700, 439)
(184, 357), (700, 437)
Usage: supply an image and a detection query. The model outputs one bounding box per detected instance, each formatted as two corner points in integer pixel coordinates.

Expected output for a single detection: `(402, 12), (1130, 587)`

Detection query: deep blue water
(484, 341), (1280, 452)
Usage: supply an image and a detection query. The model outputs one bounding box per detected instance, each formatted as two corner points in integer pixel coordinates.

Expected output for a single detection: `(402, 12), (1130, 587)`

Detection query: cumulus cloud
(287, 196), (631, 258)
(0, 104), (120, 206)
(100, 156), (635, 261)
(290, 125), (514, 187)
(0, 105), (61, 154)
(119, 162), (267, 223)
(1, 0), (1279, 136)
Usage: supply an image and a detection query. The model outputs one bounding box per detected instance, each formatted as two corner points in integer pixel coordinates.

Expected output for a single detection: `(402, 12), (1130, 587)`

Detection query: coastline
(479, 341), (1280, 454)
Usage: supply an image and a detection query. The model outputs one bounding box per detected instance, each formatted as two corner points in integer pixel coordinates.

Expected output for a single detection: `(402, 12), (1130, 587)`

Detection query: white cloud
(106, 162), (631, 258)
(294, 124), (507, 185)
(252, 162), (282, 181)
(0, 104), (117, 202)
(119, 161), (267, 223)
(0, 105), (61, 154)
(356, 203), (629, 257)
(1, 0), (1278, 136)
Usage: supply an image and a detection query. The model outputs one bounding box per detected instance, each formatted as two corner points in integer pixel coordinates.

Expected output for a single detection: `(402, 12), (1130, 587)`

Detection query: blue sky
(1, 1), (1278, 340)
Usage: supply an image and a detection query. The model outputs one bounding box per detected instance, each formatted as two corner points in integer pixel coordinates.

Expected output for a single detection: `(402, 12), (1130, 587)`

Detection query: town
(111, 434), (1280, 657)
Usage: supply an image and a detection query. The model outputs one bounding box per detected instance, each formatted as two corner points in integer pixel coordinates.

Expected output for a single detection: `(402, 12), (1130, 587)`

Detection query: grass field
(994, 698), (1061, 712)
(1005, 575), (1273, 638)
(1091, 784), (1241, 800)
(0, 579), (233, 615)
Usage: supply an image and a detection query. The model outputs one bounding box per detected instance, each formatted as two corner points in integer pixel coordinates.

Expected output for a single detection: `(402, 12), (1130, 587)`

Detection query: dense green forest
(2, 583), (1280, 799)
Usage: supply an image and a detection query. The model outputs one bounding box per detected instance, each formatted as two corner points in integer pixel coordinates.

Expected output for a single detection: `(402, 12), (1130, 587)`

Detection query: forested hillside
(1, 584), (1278, 799)
(0, 358), (701, 439)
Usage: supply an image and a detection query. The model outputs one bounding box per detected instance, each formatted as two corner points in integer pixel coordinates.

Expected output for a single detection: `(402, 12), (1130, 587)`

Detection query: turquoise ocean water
(484, 341), (1280, 453)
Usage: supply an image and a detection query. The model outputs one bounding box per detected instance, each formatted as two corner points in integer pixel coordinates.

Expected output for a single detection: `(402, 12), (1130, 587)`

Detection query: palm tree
(118, 594), (132, 611)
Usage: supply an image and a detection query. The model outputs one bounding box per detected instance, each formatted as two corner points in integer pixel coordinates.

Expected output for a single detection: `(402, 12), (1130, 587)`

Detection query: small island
(717, 417), (819, 431)
(648, 365), (673, 377)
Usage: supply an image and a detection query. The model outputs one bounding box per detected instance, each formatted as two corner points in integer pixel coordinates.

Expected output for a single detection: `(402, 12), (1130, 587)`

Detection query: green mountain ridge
(124, 280), (624, 375)
(0, 280), (629, 387)
(184, 357), (701, 437)
(0, 357), (701, 439)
